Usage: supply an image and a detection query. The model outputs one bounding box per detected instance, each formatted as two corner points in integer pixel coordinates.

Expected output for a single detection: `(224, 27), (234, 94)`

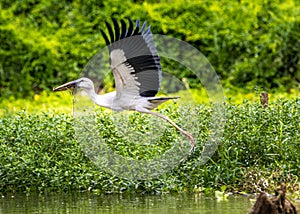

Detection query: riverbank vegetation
(0, 0), (299, 200)
(1, 97), (299, 198)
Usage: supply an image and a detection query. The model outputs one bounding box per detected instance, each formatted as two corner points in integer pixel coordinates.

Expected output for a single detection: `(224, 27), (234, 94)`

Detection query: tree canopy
(0, 0), (299, 98)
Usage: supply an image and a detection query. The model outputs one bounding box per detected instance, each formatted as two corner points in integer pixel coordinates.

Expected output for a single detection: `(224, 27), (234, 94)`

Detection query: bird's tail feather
(148, 97), (180, 104)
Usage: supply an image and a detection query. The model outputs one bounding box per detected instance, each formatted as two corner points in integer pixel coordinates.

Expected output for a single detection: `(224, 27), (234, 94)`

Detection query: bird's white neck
(84, 88), (97, 103)
(84, 88), (116, 109)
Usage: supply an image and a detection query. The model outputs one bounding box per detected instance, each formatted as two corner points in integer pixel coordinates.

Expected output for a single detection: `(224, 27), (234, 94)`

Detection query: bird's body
(75, 79), (175, 111)
(54, 18), (195, 148)
(95, 92), (175, 112)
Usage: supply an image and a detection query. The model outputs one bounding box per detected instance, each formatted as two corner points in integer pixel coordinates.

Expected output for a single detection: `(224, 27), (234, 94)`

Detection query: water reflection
(0, 192), (294, 214)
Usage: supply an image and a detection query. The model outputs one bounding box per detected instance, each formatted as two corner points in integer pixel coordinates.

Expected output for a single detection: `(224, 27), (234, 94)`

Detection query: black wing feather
(112, 18), (120, 41)
(126, 18), (134, 37)
(100, 29), (110, 46)
(101, 19), (161, 97)
(120, 19), (127, 39)
(105, 21), (114, 43)
(133, 20), (140, 35)
(140, 21), (147, 33)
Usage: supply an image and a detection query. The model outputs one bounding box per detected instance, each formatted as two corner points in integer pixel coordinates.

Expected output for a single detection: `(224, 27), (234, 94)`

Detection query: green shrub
(0, 0), (299, 98)
(0, 99), (299, 194)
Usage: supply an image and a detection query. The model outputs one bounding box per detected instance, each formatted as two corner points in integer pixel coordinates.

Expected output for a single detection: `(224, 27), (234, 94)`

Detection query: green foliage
(0, 91), (73, 116)
(0, 99), (299, 194)
(1, 0), (300, 98)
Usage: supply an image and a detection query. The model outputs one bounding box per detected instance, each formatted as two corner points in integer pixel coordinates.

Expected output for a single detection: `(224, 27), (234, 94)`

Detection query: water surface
(0, 192), (295, 214)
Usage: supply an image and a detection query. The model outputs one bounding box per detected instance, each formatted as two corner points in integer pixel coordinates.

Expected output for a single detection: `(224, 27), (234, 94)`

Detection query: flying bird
(53, 18), (195, 148)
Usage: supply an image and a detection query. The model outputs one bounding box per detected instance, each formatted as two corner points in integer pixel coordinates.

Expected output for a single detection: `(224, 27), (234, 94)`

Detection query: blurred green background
(1, 0), (299, 99)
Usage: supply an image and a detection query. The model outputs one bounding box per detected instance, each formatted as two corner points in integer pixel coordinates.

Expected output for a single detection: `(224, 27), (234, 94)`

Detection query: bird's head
(53, 77), (94, 92)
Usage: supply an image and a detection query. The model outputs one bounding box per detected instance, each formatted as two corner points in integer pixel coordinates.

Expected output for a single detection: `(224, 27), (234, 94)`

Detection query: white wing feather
(110, 49), (141, 98)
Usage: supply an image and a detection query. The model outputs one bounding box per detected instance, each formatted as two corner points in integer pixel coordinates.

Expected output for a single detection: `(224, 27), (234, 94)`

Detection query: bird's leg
(148, 111), (196, 148)
(136, 108), (196, 149)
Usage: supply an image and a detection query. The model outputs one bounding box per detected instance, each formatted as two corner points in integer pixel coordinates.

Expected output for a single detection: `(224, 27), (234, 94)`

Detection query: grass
(0, 90), (299, 197)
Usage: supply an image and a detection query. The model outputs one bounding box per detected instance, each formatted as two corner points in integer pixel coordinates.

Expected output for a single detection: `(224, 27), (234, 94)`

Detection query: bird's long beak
(53, 80), (78, 91)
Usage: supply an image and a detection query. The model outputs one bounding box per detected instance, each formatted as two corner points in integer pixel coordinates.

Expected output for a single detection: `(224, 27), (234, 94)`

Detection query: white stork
(54, 18), (195, 148)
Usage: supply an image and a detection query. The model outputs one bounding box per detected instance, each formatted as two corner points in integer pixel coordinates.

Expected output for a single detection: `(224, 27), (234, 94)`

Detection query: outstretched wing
(100, 18), (162, 98)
